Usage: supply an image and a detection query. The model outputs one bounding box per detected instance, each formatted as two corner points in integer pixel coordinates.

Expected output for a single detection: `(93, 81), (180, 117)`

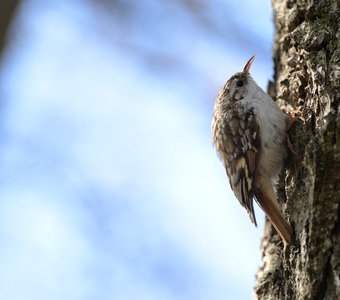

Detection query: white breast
(242, 80), (288, 182)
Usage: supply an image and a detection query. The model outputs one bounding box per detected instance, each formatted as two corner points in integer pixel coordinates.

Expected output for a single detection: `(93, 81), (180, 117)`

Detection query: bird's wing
(218, 106), (260, 225)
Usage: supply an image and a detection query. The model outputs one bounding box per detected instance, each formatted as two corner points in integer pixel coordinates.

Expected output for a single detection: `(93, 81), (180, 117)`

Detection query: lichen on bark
(255, 0), (340, 299)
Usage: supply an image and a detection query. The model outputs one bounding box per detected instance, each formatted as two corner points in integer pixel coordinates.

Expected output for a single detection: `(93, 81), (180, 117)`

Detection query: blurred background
(0, 0), (275, 299)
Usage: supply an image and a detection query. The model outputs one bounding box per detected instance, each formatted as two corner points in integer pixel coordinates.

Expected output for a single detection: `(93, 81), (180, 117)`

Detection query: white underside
(242, 80), (287, 183)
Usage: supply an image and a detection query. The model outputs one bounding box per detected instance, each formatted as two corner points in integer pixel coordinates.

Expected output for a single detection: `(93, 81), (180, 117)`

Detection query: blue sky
(0, 0), (274, 299)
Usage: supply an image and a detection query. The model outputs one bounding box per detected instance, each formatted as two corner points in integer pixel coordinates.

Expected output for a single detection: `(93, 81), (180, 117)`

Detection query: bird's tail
(255, 188), (293, 245)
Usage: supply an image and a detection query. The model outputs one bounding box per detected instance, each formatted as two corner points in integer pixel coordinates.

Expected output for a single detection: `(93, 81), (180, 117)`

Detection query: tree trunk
(254, 0), (340, 299)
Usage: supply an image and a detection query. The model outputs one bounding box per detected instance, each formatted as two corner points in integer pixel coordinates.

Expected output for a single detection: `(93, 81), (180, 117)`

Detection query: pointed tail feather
(255, 190), (293, 244)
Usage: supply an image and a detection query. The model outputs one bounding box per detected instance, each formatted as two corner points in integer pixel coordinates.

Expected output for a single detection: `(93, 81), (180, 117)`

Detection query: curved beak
(243, 55), (256, 74)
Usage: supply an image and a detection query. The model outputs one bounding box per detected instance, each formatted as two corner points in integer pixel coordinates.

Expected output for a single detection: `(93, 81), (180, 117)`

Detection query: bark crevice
(255, 0), (339, 298)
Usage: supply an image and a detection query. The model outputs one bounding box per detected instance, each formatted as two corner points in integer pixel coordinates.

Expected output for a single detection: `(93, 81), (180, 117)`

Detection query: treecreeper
(212, 56), (293, 244)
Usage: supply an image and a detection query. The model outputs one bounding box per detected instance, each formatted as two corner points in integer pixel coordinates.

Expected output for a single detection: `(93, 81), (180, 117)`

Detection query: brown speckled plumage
(212, 56), (293, 244)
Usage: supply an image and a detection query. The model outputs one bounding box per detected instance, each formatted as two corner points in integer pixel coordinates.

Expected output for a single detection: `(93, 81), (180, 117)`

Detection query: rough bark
(255, 0), (340, 299)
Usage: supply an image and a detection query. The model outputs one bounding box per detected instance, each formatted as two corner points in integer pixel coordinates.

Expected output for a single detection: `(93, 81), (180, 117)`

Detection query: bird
(212, 55), (293, 244)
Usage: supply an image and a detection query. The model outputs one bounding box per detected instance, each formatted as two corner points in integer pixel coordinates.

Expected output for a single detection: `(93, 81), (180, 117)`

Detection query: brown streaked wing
(224, 107), (260, 225)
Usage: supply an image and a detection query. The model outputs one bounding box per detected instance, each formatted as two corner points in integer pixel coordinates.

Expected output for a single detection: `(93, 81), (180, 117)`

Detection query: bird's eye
(236, 80), (244, 87)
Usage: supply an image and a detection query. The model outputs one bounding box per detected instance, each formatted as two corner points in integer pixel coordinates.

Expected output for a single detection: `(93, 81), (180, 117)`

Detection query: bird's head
(218, 55), (256, 103)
